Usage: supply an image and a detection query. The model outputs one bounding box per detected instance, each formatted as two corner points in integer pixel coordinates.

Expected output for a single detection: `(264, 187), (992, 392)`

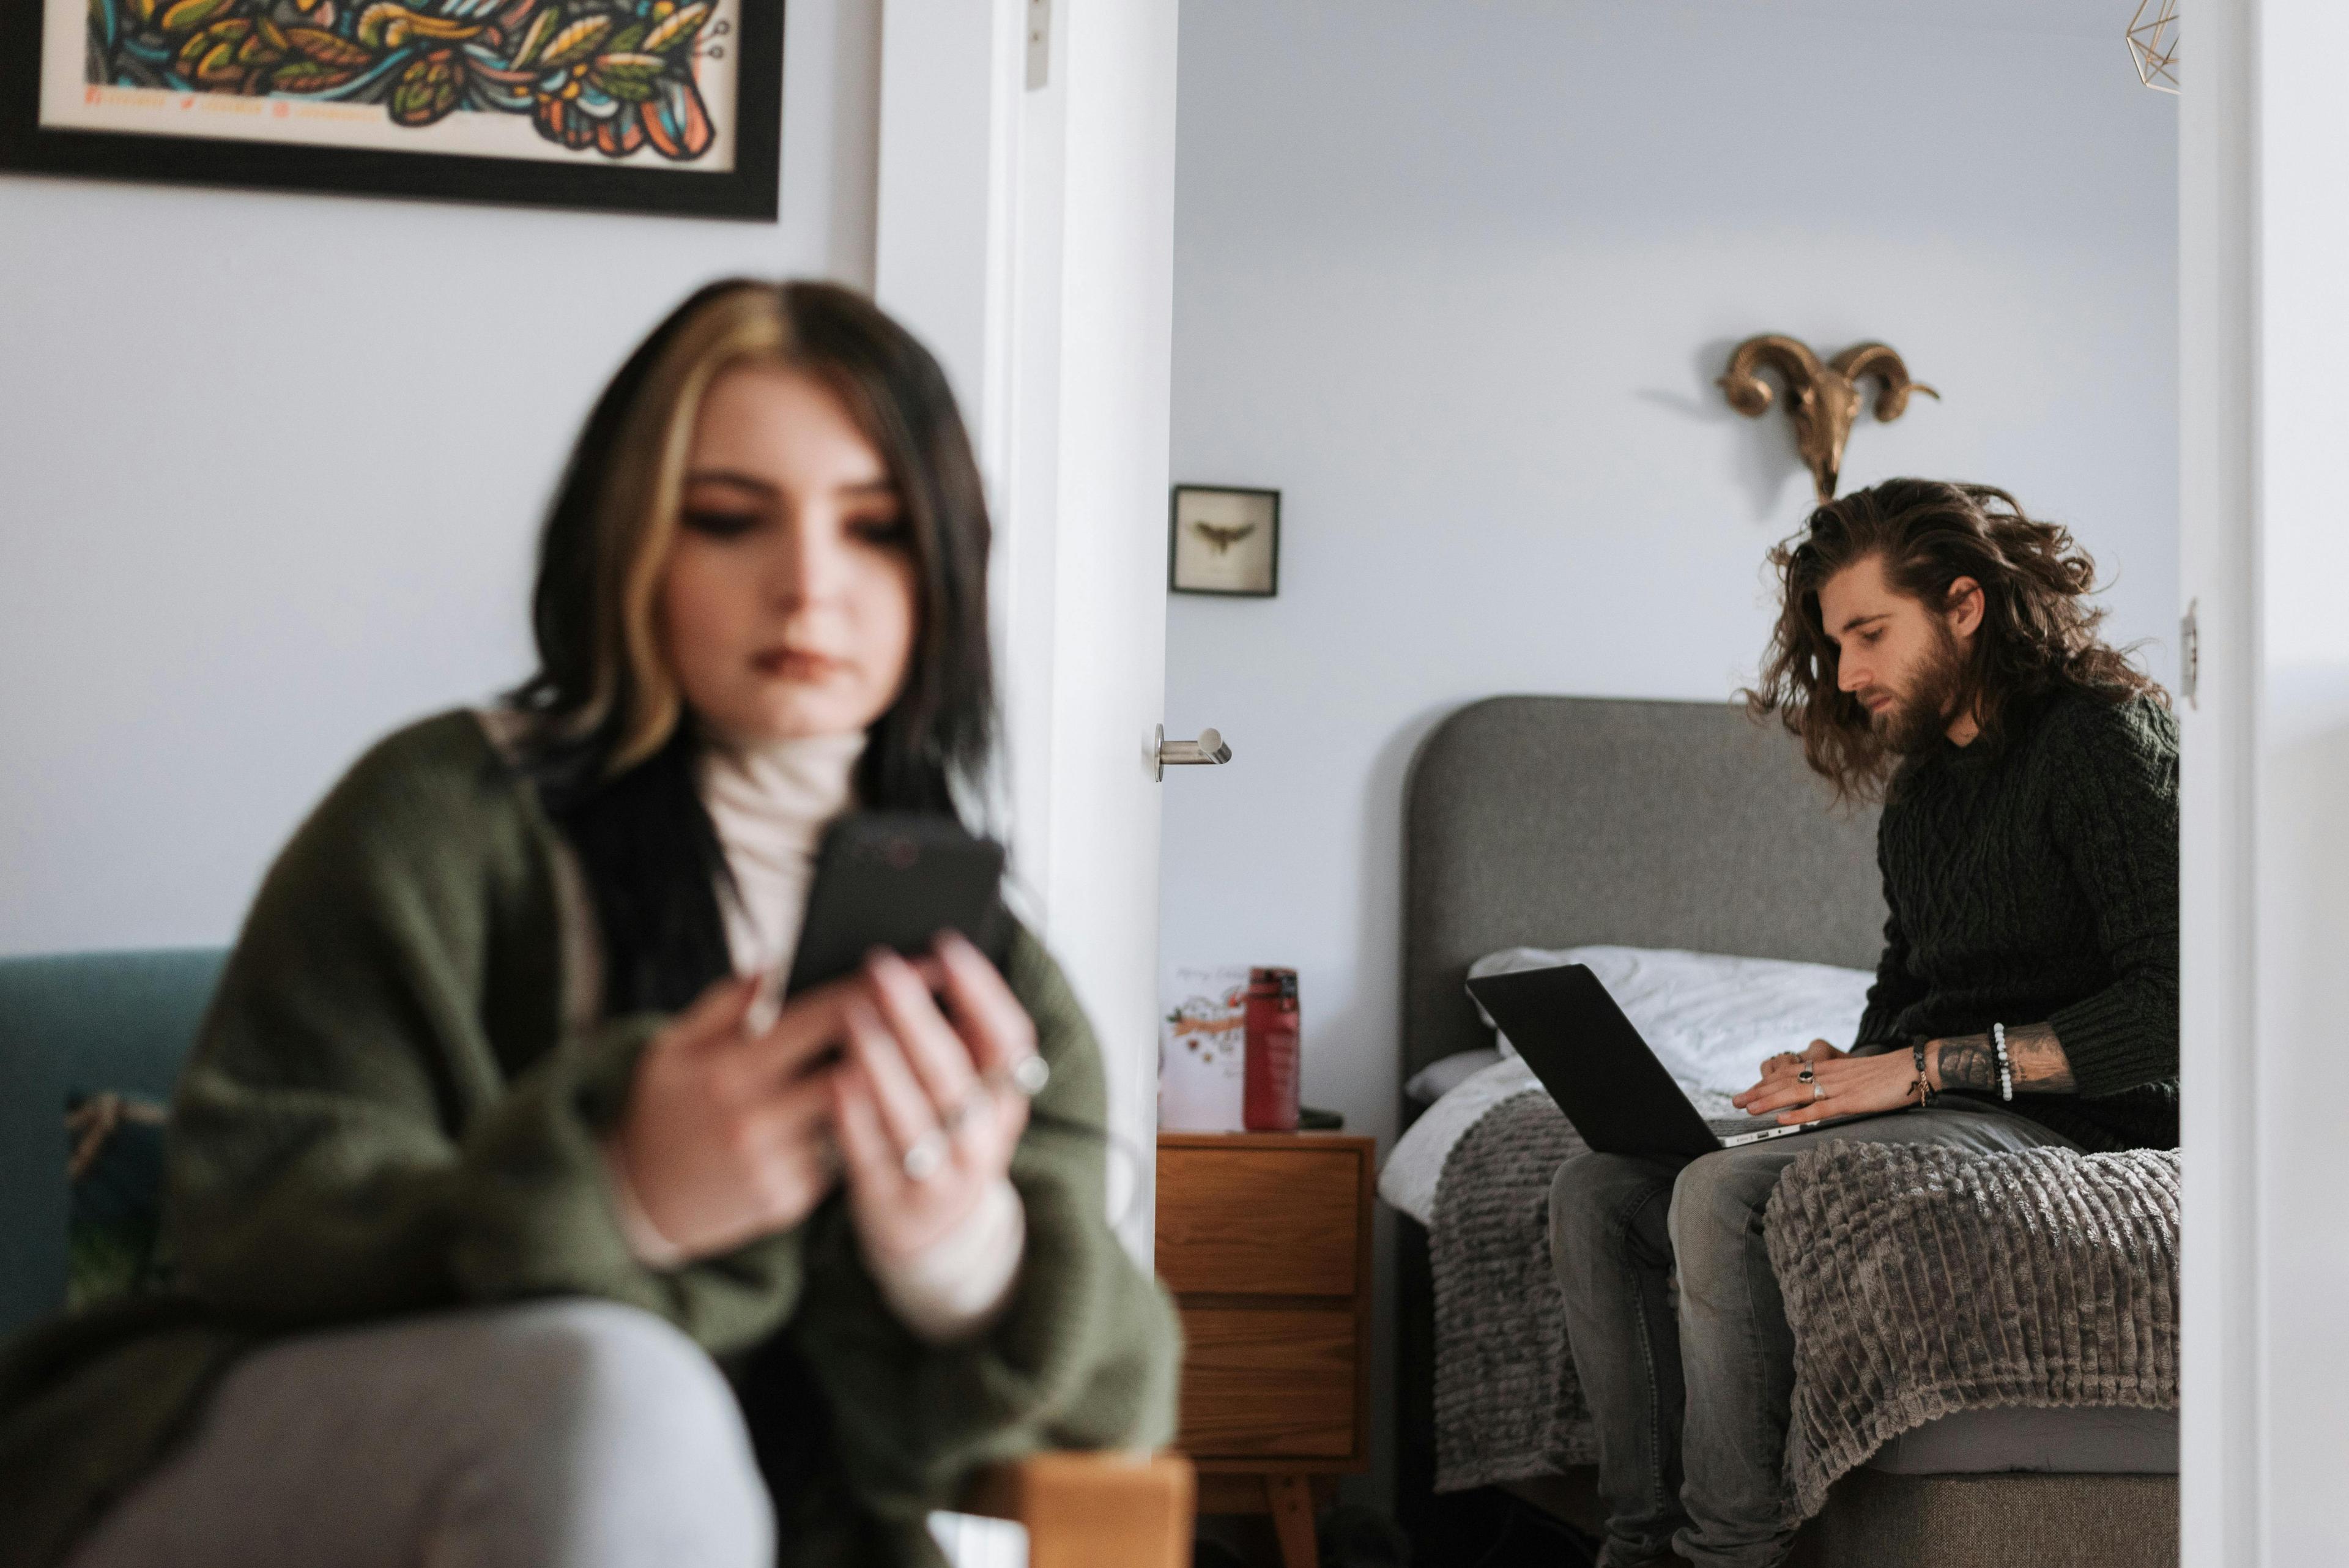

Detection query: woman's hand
(608, 971), (849, 1262)
(829, 933), (1040, 1263)
(1732, 1038), (1919, 1126)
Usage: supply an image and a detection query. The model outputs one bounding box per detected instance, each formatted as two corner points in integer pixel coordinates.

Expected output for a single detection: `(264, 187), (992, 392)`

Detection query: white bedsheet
(1378, 945), (1874, 1226)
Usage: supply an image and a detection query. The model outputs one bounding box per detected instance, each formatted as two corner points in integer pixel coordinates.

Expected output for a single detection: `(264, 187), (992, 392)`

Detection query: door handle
(1154, 724), (1232, 781)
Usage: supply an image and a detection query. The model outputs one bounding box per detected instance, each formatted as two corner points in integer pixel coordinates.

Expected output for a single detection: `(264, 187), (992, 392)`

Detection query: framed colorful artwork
(1169, 484), (1280, 598)
(0, 0), (782, 218)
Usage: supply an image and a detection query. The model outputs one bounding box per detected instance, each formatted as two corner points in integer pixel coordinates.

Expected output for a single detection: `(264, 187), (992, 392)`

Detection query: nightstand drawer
(1174, 1306), (1356, 1459)
(1156, 1147), (1358, 1297)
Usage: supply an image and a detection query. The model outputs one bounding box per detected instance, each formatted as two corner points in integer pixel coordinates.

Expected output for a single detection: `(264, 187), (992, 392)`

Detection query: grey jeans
(1546, 1102), (2077, 1568)
(67, 1299), (774, 1568)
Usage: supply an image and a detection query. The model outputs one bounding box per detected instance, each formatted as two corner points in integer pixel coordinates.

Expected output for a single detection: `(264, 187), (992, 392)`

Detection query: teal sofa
(0, 949), (227, 1339)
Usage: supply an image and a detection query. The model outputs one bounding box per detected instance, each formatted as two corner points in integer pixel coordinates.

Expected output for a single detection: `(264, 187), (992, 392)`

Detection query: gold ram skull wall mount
(1717, 335), (1938, 502)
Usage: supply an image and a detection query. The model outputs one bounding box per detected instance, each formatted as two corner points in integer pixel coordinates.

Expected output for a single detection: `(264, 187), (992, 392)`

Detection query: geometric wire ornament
(2129, 0), (2181, 94)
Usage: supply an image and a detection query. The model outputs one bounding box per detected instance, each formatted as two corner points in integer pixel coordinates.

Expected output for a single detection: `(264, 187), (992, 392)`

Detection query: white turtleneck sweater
(603, 728), (1025, 1344)
(697, 727), (870, 1018)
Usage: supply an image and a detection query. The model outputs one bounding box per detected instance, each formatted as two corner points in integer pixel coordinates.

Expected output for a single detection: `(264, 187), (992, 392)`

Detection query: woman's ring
(1813, 1082), (1826, 1103)
(996, 1055), (1051, 1097)
(1796, 1066), (1816, 1084)
(901, 1129), (948, 1182)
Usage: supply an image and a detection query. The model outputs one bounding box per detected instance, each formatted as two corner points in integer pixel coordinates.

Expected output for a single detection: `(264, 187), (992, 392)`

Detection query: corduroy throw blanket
(1764, 1140), (2180, 1517)
(1428, 1092), (2180, 1512)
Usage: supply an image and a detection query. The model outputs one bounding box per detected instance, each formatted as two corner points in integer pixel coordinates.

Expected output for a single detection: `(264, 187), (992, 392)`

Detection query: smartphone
(782, 812), (1011, 996)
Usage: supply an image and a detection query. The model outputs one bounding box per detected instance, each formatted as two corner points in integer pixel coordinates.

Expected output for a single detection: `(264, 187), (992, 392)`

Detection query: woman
(0, 280), (1179, 1568)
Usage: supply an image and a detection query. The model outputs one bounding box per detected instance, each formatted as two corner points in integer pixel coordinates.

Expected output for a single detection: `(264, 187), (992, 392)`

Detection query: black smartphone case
(782, 813), (1011, 995)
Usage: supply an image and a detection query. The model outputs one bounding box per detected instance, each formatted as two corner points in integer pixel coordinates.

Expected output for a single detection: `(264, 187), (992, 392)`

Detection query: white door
(2179, 1), (2349, 1562)
(875, 0), (1182, 1258)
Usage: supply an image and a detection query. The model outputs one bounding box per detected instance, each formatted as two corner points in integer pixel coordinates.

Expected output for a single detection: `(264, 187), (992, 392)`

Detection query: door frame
(2175, 0), (2349, 1560)
(2176, 0), (2257, 1560)
(872, 0), (1181, 1257)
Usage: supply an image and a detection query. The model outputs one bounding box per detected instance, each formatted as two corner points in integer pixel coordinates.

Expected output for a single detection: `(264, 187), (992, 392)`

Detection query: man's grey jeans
(67, 1300), (773, 1568)
(1546, 1100), (2076, 1568)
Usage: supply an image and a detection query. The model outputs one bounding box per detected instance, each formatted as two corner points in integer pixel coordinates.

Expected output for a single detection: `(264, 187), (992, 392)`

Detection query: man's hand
(1746, 1038), (1844, 1092)
(1733, 1037), (1921, 1126)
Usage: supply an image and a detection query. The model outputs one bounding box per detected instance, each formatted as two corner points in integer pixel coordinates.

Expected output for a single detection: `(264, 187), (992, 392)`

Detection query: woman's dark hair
(505, 279), (996, 1010)
(1746, 478), (2163, 803)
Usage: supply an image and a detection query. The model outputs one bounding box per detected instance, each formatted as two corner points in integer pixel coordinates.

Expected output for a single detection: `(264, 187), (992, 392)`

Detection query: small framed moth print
(1170, 484), (1280, 598)
(0, 0), (782, 219)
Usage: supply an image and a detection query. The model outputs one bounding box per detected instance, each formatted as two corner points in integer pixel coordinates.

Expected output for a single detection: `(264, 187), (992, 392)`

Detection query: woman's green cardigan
(0, 713), (1181, 1568)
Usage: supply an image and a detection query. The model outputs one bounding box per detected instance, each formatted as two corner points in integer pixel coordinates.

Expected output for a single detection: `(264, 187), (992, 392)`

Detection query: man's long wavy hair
(1746, 478), (2162, 803)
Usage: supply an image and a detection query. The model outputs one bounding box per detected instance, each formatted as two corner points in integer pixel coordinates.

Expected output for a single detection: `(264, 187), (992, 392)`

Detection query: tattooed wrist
(2002, 1022), (2076, 1093)
(1929, 1024), (2076, 1095)
(1931, 1035), (1997, 1093)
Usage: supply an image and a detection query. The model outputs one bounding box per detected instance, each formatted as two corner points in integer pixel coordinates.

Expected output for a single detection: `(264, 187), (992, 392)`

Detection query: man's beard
(1868, 625), (1968, 757)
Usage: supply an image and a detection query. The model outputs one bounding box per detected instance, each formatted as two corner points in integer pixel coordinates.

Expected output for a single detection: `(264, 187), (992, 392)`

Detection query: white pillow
(1464, 945), (1873, 1112)
(1404, 1047), (1504, 1105)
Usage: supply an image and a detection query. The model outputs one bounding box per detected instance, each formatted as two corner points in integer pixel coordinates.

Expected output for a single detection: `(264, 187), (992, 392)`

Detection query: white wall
(0, 0), (879, 956)
(1162, 0), (2177, 1503)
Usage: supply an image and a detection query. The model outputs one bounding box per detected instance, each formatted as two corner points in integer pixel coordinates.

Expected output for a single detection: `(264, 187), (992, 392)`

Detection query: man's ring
(1813, 1082), (1826, 1102)
(1797, 1066), (1816, 1084)
(901, 1129), (948, 1181)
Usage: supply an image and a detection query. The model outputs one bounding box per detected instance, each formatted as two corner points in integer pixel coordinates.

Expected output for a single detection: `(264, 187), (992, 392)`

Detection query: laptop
(1464, 963), (1911, 1157)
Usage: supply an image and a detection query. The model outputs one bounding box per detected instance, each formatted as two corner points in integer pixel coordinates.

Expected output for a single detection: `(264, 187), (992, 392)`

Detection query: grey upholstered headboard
(1400, 696), (1887, 1082)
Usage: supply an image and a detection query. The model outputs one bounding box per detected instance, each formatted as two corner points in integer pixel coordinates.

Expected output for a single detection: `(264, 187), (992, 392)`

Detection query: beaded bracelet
(1992, 1022), (2014, 1102)
(1910, 1041), (1939, 1107)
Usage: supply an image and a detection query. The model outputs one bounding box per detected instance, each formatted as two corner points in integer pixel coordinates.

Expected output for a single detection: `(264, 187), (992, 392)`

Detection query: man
(1546, 478), (2178, 1568)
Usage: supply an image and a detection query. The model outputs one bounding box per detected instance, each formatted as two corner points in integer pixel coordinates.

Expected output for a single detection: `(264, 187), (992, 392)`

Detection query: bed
(1389, 695), (2178, 1568)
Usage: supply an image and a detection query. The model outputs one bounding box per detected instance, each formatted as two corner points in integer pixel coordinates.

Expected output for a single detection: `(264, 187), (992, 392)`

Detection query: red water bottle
(1243, 967), (1301, 1132)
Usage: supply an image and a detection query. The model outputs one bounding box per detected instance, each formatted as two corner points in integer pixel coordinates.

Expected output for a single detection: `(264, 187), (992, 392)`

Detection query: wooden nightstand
(1156, 1131), (1375, 1568)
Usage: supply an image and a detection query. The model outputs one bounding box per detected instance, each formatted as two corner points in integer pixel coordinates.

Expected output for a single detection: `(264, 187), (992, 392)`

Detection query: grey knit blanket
(1428, 1089), (1595, 1490)
(1428, 1094), (2181, 1510)
(1765, 1140), (2180, 1517)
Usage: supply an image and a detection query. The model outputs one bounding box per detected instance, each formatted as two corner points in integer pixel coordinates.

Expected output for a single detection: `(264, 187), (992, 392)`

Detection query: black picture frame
(1169, 483), (1282, 598)
(0, 0), (784, 220)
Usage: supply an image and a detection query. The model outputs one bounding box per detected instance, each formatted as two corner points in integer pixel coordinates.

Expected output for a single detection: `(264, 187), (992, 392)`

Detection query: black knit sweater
(1852, 684), (2179, 1151)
